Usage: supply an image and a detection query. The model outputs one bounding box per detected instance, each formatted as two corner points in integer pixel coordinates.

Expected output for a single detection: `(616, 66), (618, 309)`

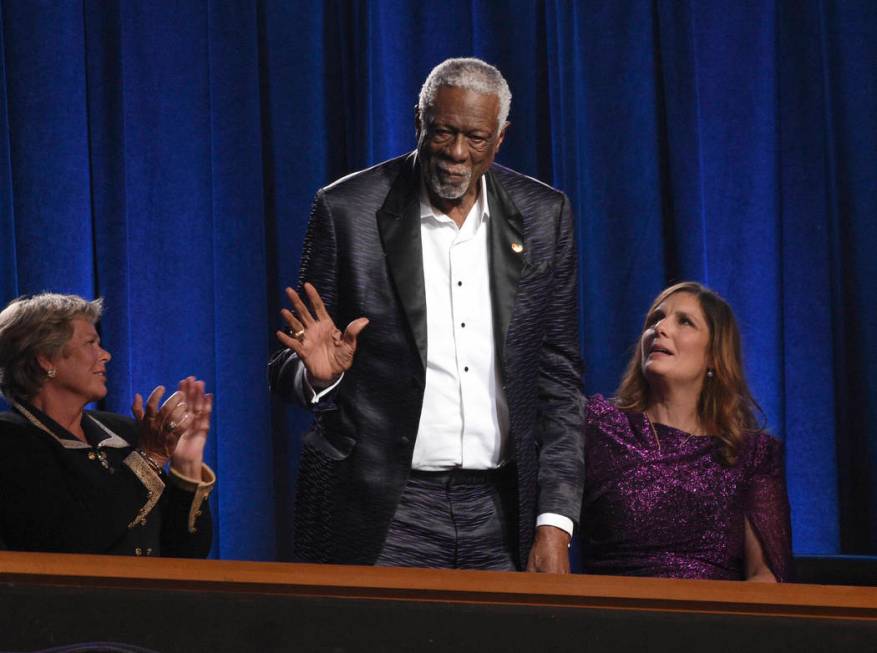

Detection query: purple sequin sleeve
(744, 433), (794, 582)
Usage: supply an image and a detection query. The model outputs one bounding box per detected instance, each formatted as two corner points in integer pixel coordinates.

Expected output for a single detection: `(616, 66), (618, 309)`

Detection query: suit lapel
(376, 153), (428, 370)
(486, 170), (524, 372)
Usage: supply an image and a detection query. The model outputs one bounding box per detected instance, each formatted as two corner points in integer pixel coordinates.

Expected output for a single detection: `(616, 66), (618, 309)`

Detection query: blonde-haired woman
(0, 293), (215, 557)
(580, 282), (793, 581)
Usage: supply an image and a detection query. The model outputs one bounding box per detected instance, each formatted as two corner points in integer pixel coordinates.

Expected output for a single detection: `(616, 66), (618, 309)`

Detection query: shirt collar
(12, 399), (129, 450)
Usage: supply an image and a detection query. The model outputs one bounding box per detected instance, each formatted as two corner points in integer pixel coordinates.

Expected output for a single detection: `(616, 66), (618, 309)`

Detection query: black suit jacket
(270, 152), (584, 566)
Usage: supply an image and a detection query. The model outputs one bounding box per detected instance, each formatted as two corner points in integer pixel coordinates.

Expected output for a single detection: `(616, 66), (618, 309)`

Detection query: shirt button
(464, 366), (469, 372)
(461, 323), (466, 328)
(457, 281), (462, 286)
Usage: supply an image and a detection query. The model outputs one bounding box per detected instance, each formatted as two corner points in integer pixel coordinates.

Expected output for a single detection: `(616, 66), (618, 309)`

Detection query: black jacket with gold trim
(0, 405), (213, 557)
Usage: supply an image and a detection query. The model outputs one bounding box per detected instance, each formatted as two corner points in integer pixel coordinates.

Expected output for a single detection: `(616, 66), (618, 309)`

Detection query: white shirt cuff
(301, 369), (344, 404)
(536, 512), (574, 538)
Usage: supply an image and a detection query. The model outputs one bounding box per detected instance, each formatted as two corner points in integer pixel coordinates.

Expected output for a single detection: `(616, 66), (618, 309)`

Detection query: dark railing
(1, 551), (875, 652)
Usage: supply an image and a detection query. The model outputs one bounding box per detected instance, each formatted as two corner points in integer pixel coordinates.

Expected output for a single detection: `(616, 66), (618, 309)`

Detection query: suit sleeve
(535, 193), (586, 524)
(160, 465), (216, 558)
(268, 189), (340, 409)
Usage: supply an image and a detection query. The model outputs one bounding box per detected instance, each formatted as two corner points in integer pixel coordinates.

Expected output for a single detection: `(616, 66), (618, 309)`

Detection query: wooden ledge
(1, 551), (876, 620)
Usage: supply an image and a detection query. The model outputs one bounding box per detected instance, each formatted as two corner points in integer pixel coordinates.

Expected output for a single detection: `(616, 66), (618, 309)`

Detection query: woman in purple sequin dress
(580, 282), (793, 581)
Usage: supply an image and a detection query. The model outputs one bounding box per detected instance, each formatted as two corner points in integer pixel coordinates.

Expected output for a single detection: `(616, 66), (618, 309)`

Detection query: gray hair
(0, 293), (104, 400)
(418, 57), (511, 133)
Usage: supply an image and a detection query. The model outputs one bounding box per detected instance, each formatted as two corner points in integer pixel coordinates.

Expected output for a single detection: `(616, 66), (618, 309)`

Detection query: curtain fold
(1, 0), (875, 559)
(3, 1), (95, 298)
(0, 2), (17, 302)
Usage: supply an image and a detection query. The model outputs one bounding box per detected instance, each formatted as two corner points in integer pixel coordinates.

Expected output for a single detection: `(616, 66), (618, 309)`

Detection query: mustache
(435, 163), (470, 176)
(425, 167), (470, 199)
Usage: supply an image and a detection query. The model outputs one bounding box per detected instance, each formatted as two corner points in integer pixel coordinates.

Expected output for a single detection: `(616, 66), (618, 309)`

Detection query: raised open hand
(132, 386), (189, 468)
(275, 282), (369, 387)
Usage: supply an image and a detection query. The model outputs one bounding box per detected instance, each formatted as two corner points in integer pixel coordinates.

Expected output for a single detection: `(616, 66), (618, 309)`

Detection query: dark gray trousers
(375, 467), (517, 570)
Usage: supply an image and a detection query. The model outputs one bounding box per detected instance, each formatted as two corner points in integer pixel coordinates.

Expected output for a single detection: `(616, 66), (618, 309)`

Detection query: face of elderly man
(416, 85), (507, 210)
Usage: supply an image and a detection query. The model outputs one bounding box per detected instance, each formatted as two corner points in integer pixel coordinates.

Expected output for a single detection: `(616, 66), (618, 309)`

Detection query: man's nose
(444, 133), (468, 161)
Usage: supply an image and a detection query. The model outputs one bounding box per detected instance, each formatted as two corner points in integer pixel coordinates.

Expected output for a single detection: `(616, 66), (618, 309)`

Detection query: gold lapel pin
(511, 241), (524, 253)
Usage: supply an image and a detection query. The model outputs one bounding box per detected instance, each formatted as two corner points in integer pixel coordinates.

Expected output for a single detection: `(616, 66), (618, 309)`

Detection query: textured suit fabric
(269, 151), (584, 566)
(374, 470), (517, 570)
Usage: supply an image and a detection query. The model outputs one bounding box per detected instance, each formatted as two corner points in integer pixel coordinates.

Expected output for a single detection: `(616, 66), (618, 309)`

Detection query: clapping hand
(170, 376), (212, 479)
(275, 282), (369, 387)
(132, 386), (189, 468)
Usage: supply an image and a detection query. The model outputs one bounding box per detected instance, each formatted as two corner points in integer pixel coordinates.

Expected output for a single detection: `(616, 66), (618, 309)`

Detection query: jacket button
(400, 436), (410, 446)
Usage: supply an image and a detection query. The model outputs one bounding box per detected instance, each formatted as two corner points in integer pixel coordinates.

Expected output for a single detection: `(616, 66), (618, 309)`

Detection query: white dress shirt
(412, 175), (509, 470)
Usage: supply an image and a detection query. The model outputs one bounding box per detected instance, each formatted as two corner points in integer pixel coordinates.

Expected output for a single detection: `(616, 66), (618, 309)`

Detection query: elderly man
(270, 58), (583, 572)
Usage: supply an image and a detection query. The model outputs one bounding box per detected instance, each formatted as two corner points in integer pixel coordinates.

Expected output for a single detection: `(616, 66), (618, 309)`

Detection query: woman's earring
(47, 368), (57, 378)
(706, 368), (715, 378)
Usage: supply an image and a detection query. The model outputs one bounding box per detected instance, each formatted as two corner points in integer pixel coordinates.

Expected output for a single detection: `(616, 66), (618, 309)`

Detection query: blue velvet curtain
(1, 0), (875, 561)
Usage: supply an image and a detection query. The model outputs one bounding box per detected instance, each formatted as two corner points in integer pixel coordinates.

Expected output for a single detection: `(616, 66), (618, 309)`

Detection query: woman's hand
(170, 376), (213, 479)
(743, 517), (777, 582)
(132, 386), (189, 468)
(275, 282), (369, 387)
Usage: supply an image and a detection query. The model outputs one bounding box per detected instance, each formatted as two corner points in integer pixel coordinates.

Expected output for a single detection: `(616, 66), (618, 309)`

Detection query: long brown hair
(614, 282), (762, 464)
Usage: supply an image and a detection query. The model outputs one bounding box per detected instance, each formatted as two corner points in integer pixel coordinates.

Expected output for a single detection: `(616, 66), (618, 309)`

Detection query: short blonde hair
(0, 293), (104, 400)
